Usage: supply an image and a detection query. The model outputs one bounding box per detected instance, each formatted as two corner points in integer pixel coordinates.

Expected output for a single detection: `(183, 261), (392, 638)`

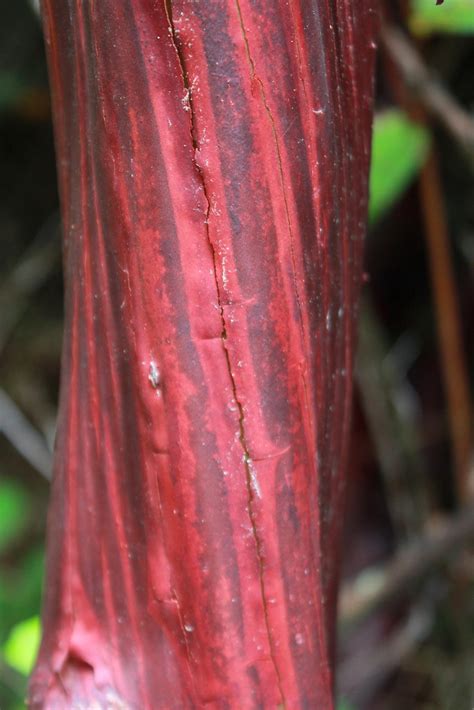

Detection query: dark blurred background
(0, 1), (473, 708)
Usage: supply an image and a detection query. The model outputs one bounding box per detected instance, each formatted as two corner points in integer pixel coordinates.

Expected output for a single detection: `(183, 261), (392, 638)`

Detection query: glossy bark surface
(31, 1), (377, 707)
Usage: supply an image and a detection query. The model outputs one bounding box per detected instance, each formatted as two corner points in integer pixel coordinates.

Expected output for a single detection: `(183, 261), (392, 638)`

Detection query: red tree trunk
(31, 1), (377, 707)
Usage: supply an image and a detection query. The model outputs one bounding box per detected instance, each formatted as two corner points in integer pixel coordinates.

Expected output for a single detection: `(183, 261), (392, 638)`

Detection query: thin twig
(382, 23), (473, 505)
(383, 26), (474, 157)
(357, 297), (428, 539)
(0, 658), (27, 698)
(338, 606), (433, 704)
(0, 388), (52, 480)
(339, 506), (474, 629)
(418, 150), (473, 503)
(0, 213), (60, 354)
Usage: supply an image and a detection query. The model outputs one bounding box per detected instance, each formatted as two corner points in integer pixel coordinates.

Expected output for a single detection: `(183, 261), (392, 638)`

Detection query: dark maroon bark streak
(32, 1), (377, 708)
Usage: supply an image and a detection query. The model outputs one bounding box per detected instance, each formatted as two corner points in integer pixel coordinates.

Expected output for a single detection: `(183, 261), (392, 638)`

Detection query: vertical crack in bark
(234, 0), (307, 354)
(164, 3), (286, 705)
(234, 1), (332, 699)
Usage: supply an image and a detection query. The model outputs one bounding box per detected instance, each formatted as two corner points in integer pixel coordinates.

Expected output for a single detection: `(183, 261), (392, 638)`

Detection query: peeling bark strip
(32, 1), (377, 708)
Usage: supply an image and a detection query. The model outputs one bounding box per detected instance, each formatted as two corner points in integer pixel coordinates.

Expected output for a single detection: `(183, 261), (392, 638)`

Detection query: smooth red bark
(31, 1), (377, 707)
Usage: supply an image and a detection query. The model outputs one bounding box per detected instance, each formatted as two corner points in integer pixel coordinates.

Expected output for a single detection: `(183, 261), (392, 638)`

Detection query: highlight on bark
(30, 1), (377, 707)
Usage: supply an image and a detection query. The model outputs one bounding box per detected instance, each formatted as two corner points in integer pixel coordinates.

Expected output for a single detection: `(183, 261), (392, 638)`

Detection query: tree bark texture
(31, 1), (377, 708)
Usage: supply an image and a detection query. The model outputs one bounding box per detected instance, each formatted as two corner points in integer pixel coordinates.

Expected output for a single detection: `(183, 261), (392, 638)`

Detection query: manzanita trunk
(31, 1), (377, 708)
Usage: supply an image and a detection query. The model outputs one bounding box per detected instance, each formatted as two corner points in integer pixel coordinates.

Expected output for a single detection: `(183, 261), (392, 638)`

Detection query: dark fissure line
(164, 1), (285, 704)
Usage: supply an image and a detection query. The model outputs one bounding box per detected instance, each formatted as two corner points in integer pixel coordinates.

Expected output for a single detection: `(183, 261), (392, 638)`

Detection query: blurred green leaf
(0, 480), (29, 553)
(410, 0), (474, 36)
(2, 616), (40, 676)
(337, 700), (355, 710)
(369, 110), (430, 224)
(0, 545), (44, 643)
(0, 73), (25, 111)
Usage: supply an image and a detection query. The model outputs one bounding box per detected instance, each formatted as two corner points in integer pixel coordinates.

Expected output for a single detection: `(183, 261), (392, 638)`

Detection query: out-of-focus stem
(382, 21), (473, 506)
(419, 149), (472, 504)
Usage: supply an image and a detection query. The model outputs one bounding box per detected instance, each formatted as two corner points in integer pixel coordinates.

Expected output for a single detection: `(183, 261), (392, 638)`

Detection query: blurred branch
(419, 150), (473, 504)
(0, 213), (59, 355)
(382, 22), (474, 506)
(0, 658), (26, 699)
(29, 0), (41, 18)
(0, 388), (52, 480)
(357, 297), (427, 540)
(338, 605), (432, 704)
(382, 26), (474, 158)
(339, 506), (474, 629)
